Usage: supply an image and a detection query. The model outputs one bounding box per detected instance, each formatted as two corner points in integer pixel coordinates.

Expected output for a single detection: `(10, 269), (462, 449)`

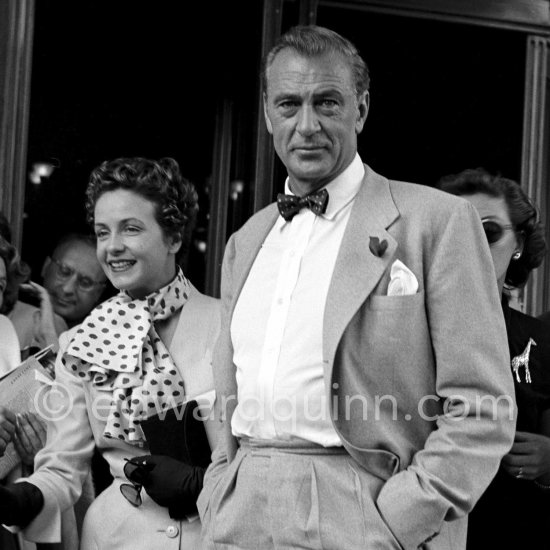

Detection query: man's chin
(52, 302), (78, 322)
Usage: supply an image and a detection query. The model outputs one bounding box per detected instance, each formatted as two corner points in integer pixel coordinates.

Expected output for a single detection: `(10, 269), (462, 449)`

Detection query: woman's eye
(95, 230), (108, 239)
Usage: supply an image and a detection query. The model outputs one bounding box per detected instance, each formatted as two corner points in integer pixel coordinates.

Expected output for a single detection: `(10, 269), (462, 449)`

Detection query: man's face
(263, 49), (369, 196)
(42, 241), (106, 325)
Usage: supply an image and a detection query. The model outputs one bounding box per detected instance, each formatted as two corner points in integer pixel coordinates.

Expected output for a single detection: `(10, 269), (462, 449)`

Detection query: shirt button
(165, 525), (179, 538)
(277, 298), (283, 305)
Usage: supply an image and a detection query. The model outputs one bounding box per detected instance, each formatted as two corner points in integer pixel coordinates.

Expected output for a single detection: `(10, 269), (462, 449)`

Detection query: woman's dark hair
(0, 235), (30, 314)
(437, 167), (546, 289)
(85, 157), (198, 261)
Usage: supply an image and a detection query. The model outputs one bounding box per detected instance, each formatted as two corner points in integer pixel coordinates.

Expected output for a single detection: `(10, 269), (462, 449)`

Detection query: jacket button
(165, 525), (179, 538)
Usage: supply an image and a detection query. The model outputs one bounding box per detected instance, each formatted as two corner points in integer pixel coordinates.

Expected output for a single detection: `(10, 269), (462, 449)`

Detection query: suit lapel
(323, 166), (400, 372)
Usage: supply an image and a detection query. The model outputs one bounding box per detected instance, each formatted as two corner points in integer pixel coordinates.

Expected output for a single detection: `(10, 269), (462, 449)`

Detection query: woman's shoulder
(507, 306), (548, 344)
(188, 285), (220, 309)
(186, 285), (221, 329)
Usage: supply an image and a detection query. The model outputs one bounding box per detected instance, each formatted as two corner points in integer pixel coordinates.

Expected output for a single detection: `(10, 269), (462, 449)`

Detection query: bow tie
(277, 188), (329, 221)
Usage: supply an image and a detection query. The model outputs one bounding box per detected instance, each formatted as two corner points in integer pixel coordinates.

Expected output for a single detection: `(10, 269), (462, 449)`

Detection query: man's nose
(60, 274), (78, 294)
(296, 105), (321, 136)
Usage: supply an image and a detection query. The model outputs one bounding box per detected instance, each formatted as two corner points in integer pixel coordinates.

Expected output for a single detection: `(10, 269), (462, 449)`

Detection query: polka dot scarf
(64, 268), (190, 445)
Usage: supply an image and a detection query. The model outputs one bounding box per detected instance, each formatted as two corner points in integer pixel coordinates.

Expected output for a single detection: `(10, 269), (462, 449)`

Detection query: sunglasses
(120, 457), (154, 507)
(482, 220), (514, 246)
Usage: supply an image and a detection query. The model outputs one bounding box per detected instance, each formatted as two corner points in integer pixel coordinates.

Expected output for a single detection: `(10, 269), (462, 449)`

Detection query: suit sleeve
(376, 200), (516, 549)
(20, 330), (95, 544)
(197, 233), (236, 521)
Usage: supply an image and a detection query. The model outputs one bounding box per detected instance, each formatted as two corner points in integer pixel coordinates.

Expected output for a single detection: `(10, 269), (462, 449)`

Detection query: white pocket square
(387, 260), (418, 296)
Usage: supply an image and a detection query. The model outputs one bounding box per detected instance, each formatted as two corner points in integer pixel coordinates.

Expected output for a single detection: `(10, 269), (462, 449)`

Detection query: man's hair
(262, 25), (370, 98)
(52, 232), (98, 259)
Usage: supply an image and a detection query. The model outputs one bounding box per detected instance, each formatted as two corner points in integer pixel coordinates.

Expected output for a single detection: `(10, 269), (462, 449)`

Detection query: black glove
(0, 481), (44, 527)
(130, 455), (205, 519)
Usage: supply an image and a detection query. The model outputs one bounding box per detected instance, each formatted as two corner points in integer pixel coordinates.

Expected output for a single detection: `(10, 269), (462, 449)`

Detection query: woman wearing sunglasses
(0, 157), (220, 549)
(438, 167), (550, 549)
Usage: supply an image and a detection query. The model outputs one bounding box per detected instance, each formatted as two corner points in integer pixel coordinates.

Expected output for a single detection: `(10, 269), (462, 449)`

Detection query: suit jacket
(20, 285), (220, 550)
(199, 165), (516, 550)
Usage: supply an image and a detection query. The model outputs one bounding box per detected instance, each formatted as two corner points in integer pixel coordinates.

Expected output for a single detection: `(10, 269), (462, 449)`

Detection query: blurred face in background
(42, 240), (107, 326)
(460, 193), (523, 294)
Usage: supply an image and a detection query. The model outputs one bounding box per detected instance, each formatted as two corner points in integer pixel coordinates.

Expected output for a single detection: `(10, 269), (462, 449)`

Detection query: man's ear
(263, 92), (273, 135)
(355, 91), (369, 134)
(41, 257), (52, 279)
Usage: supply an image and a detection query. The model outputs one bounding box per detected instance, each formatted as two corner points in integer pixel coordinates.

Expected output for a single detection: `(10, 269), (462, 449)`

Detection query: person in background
(9, 233), (109, 356)
(0, 212), (62, 356)
(198, 25), (515, 550)
(0, 234), (48, 550)
(0, 235), (27, 375)
(437, 167), (550, 549)
(0, 156), (220, 550)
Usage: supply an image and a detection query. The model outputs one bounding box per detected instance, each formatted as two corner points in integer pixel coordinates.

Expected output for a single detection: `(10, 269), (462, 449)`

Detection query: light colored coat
(199, 165), (516, 550)
(20, 285), (220, 550)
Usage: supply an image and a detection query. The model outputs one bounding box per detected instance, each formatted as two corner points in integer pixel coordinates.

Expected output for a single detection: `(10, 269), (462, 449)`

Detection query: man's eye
(79, 278), (94, 290)
(319, 99), (338, 108)
(95, 230), (108, 239)
(59, 265), (72, 277)
(279, 101), (298, 110)
(124, 226), (140, 233)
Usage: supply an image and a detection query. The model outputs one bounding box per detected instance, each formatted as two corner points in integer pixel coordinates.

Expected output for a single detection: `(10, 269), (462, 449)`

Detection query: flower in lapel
(369, 236), (388, 257)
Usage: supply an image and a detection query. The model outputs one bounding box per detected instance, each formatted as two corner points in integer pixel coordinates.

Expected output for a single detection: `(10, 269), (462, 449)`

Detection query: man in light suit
(198, 25), (516, 549)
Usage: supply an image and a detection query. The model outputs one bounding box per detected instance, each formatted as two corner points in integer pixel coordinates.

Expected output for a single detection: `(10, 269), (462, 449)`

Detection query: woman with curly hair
(437, 167), (550, 549)
(0, 157), (220, 549)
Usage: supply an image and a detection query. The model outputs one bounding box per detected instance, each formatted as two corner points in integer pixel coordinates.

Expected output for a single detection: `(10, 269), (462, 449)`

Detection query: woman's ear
(168, 235), (182, 255)
(514, 232), (525, 258)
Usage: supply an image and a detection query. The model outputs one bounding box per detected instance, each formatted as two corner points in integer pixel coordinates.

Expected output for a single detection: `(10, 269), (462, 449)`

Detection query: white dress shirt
(231, 154), (365, 446)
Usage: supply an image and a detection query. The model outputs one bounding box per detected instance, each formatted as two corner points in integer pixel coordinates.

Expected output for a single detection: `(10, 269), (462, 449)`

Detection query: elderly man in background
(9, 232), (108, 354)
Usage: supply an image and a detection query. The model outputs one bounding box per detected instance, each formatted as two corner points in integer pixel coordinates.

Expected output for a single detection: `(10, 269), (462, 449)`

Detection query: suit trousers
(200, 438), (403, 549)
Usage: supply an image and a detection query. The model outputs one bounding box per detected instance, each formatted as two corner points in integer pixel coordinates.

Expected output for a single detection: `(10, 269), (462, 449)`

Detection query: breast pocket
(368, 290), (425, 311)
(355, 291), (433, 395)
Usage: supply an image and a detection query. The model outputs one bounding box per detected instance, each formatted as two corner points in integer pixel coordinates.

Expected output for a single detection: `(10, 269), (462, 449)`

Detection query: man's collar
(282, 153), (365, 221)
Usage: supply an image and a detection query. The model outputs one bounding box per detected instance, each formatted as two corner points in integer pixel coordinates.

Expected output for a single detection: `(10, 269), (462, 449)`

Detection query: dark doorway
(22, 0), (262, 291)
(308, 7), (526, 188)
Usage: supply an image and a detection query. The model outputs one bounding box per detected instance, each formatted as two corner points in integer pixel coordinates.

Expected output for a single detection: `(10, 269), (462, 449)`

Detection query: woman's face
(0, 257), (6, 310)
(461, 192), (522, 293)
(94, 189), (181, 299)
